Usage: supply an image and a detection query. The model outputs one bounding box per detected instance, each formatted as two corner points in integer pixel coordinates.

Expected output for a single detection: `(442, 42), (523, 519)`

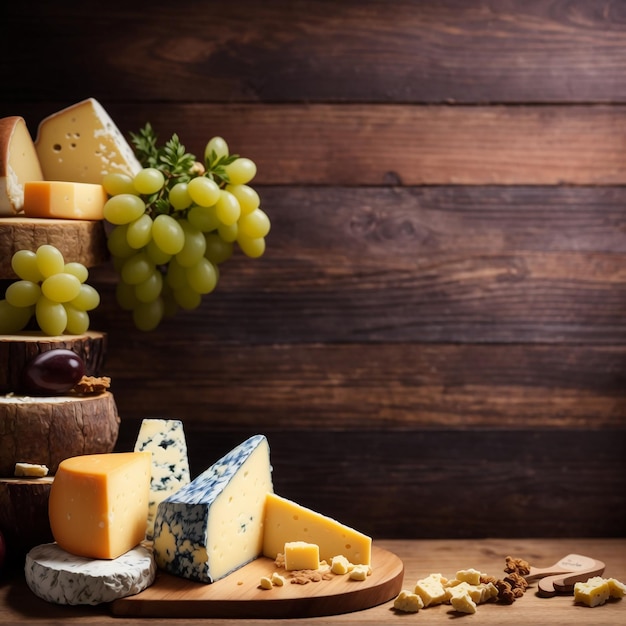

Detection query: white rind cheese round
(25, 542), (156, 605)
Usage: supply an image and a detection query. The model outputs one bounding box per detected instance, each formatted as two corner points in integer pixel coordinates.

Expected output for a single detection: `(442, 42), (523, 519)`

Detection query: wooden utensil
(524, 554), (606, 597)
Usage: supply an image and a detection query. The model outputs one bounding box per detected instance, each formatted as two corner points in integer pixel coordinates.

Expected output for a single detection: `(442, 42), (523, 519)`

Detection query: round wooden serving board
(111, 545), (404, 619)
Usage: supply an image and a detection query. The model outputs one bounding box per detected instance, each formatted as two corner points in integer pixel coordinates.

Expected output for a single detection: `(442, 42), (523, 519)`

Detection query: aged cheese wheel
(0, 477), (54, 560)
(0, 216), (108, 278)
(0, 331), (106, 394)
(0, 391), (120, 476)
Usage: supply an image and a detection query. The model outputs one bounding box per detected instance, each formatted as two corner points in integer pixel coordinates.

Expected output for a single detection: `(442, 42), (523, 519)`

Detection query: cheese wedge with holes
(35, 98), (141, 183)
(263, 492), (372, 565)
(48, 452), (151, 560)
(153, 434), (273, 583)
(0, 116), (44, 215)
(23, 180), (107, 220)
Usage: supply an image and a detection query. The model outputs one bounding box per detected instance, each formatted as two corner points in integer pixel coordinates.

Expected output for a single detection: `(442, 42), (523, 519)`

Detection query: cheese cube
(393, 589), (424, 613)
(153, 434), (273, 583)
(35, 98), (141, 184)
(455, 568), (483, 585)
(133, 418), (190, 538)
(284, 541), (320, 571)
(574, 576), (611, 607)
(48, 452), (151, 560)
(23, 180), (107, 220)
(607, 577), (626, 598)
(414, 573), (448, 607)
(330, 554), (353, 575)
(349, 564), (371, 581)
(263, 492), (372, 566)
(449, 588), (477, 614)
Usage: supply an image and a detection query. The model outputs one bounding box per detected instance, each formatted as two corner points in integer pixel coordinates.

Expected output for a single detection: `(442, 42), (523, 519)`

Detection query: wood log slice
(0, 331), (107, 394)
(0, 477), (54, 563)
(0, 391), (120, 476)
(0, 216), (108, 279)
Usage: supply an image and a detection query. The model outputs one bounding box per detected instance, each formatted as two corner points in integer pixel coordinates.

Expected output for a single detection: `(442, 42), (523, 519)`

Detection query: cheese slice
(0, 116), (44, 215)
(263, 493), (372, 566)
(152, 434), (273, 583)
(25, 542), (156, 605)
(48, 452), (151, 560)
(35, 98), (141, 183)
(133, 418), (191, 538)
(23, 180), (107, 220)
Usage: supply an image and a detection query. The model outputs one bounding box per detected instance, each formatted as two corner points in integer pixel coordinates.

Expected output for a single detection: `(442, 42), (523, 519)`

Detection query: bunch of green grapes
(103, 131), (270, 331)
(0, 245), (100, 335)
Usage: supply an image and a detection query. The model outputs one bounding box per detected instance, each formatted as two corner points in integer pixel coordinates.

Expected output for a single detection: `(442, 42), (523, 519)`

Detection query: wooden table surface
(1, 537), (624, 625)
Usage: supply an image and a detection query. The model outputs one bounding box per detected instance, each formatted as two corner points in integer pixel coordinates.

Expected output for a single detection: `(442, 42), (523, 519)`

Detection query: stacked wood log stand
(0, 216), (119, 566)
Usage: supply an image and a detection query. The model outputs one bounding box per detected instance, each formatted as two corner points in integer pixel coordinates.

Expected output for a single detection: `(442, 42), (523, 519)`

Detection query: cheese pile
(1, 99), (140, 218)
(25, 424), (373, 605)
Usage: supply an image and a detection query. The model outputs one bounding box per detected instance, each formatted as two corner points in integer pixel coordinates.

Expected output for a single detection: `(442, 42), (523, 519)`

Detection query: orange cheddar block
(23, 180), (107, 220)
(48, 452), (151, 560)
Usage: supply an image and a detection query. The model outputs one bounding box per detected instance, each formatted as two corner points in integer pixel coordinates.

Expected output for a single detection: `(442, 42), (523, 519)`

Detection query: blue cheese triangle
(133, 418), (191, 538)
(152, 434), (273, 583)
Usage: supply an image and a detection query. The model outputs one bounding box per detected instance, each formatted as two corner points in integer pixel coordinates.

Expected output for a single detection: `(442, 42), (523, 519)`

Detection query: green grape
(238, 208), (271, 238)
(5, 280), (41, 308)
(36, 296), (68, 335)
(218, 221), (238, 243)
(107, 224), (135, 258)
(133, 167), (165, 195)
(226, 183), (260, 215)
(186, 258), (218, 294)
(134, 269), (163, 303)
(11, 250), (43, 282)
(145, 238), (172, 265)
(71, 284), (100, 311)
(102, 172), (135, 196)
(63, 262), (89, 283)
(237, 234), (266, 258)
(204, 136), (229, 163)
(204, 232), (233, 265)
(133, 298), (165, 332)
(187, 205), (220, 233)
(173, 285), (202, 310)
(121, 252), (154, 285)
(41, 272), (82, 303)
(224, 157), (257, 185)
(103, 193), (146, 225)
(175, 221), (206, 267)
(0, 300), (33, 333)
(126, 213), (153, 249)
(64, 304), (90, 334)
(215, 190), (240, 226)
(187, 176), (220, 208)
(152, 214), (185, 255)
(165, 258), (188, 289)
(116, 280), (139, 311)
(36, 244), (65, 278)
(169, 182), (193, 211)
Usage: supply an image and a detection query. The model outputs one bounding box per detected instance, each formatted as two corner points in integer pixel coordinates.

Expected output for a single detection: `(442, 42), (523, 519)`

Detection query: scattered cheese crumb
(393, 589), (424, 613)
(330, 555), (353, 575)
(271, 572), (286, 587)
(14, 462), (49, 477)
(349, 564), (371, 581)
(259, 576), (273, 590)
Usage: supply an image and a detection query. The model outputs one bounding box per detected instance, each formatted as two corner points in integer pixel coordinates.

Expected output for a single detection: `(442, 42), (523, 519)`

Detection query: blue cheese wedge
(24, 542), (155, 605)
(133, 418), (190, 538)
(153, 434), (273, 583)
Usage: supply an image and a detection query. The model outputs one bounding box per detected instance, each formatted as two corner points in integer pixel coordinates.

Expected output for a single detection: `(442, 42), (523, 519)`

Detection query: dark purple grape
(21, 349), (86, 395)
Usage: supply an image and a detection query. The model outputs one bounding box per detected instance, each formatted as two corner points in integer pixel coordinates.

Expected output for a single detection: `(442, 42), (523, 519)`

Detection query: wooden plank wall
(3, 0), (625, 537)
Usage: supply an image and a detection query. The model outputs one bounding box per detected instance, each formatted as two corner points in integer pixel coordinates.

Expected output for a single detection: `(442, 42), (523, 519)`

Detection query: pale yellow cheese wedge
(0, 116), (44, 215)
(48, 452), (151, 560)
(23, 180), (107, 220)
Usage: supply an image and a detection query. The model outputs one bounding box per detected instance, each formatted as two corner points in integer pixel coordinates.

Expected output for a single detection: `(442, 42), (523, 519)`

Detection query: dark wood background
(2, 0), (625, 538)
